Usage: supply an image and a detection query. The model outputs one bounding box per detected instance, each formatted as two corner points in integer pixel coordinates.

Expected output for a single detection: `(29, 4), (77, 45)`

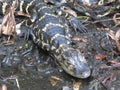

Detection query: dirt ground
(0, 0), (120, 90)
(0, 24), (120, 90)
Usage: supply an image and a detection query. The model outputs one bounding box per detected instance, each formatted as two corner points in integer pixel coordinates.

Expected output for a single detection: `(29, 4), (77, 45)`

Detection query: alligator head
(59, 47), (91, 78)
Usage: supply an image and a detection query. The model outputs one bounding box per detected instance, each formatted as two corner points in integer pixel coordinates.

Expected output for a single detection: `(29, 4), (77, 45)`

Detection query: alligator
(0, 0), (91, 78)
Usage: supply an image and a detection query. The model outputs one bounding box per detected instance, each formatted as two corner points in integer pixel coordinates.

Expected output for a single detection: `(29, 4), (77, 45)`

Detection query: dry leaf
(94, 54), (106, 60)
(15, 11), (30, 17)
(73, 81), (81, 90)
(115, 30), (120, 51)
(51, 76), (62, 81)
(113, 13), (120, 27)
(0, 0), (18, 35)
(72, 35), (87, 42)
(0, 0), (18, 44)
(108, 60), (119, 65)
(50, 79), (57, 86)
(50, 76), (62, 87)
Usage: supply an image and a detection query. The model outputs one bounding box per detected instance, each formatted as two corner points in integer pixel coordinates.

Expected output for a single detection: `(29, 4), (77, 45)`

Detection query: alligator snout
(61, 49), (91, 78)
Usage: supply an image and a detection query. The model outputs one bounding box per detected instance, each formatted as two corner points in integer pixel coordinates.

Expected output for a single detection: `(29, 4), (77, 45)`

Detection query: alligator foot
(16, 23), (36, 41)
(69, 15), (87, 34)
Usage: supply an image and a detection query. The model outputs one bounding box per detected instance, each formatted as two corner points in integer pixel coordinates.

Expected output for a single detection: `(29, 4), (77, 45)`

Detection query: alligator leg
(69, 15), (87, 33)
(16, 22), (36, 41)
(30, 9), (38, 23)
(54, 6), (87, 34)
(16, 23), (36, 56)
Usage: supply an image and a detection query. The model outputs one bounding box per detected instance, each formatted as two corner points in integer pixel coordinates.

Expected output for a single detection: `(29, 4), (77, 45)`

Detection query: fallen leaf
(115, 30), (120, 52)
(51, 76), (62, 81)
(107, 60), (119, 65)
(1, 0), (18, 35)
(113, 13), (120, 27)
(0, 0), (18, 44)
(94, 54), (106, 60)
(50, 79), (57, 87)
(73, 81), (81, 90)
(108, 30), (116, 40)
(50, 76), (62, 87)
(72, 35), (87, 42)
(102, 73), (114, 87)
(15, 11), (30, 17)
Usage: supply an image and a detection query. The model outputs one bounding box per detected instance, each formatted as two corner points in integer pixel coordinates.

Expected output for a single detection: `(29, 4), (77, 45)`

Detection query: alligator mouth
(72, 68), (91, 79)
(59, 48), (91, 78)
(60, 61), (91, 79)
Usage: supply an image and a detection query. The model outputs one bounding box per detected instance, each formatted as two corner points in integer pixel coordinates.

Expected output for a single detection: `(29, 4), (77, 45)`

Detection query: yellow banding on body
(33, 24), (38, 29)
(2, 2), (7, 14)
(26, 0), (36, 14)
(20, 0), (24, 12)
(38, 13), (57, 22)
(50, 33), (70, 44)
(56, 42), (70, 53)
(37, 22), (64, 38)
(42, 23), (64, 32)
(56, 44), (65, 53)
(41, 41), (49, 49)
(37, 6), (49, 12)
(51, 46), (56, 50)
(34, 38), (49, 50)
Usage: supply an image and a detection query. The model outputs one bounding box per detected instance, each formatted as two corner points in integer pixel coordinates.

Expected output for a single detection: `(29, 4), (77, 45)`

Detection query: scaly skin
(0, 0), (91, 78)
